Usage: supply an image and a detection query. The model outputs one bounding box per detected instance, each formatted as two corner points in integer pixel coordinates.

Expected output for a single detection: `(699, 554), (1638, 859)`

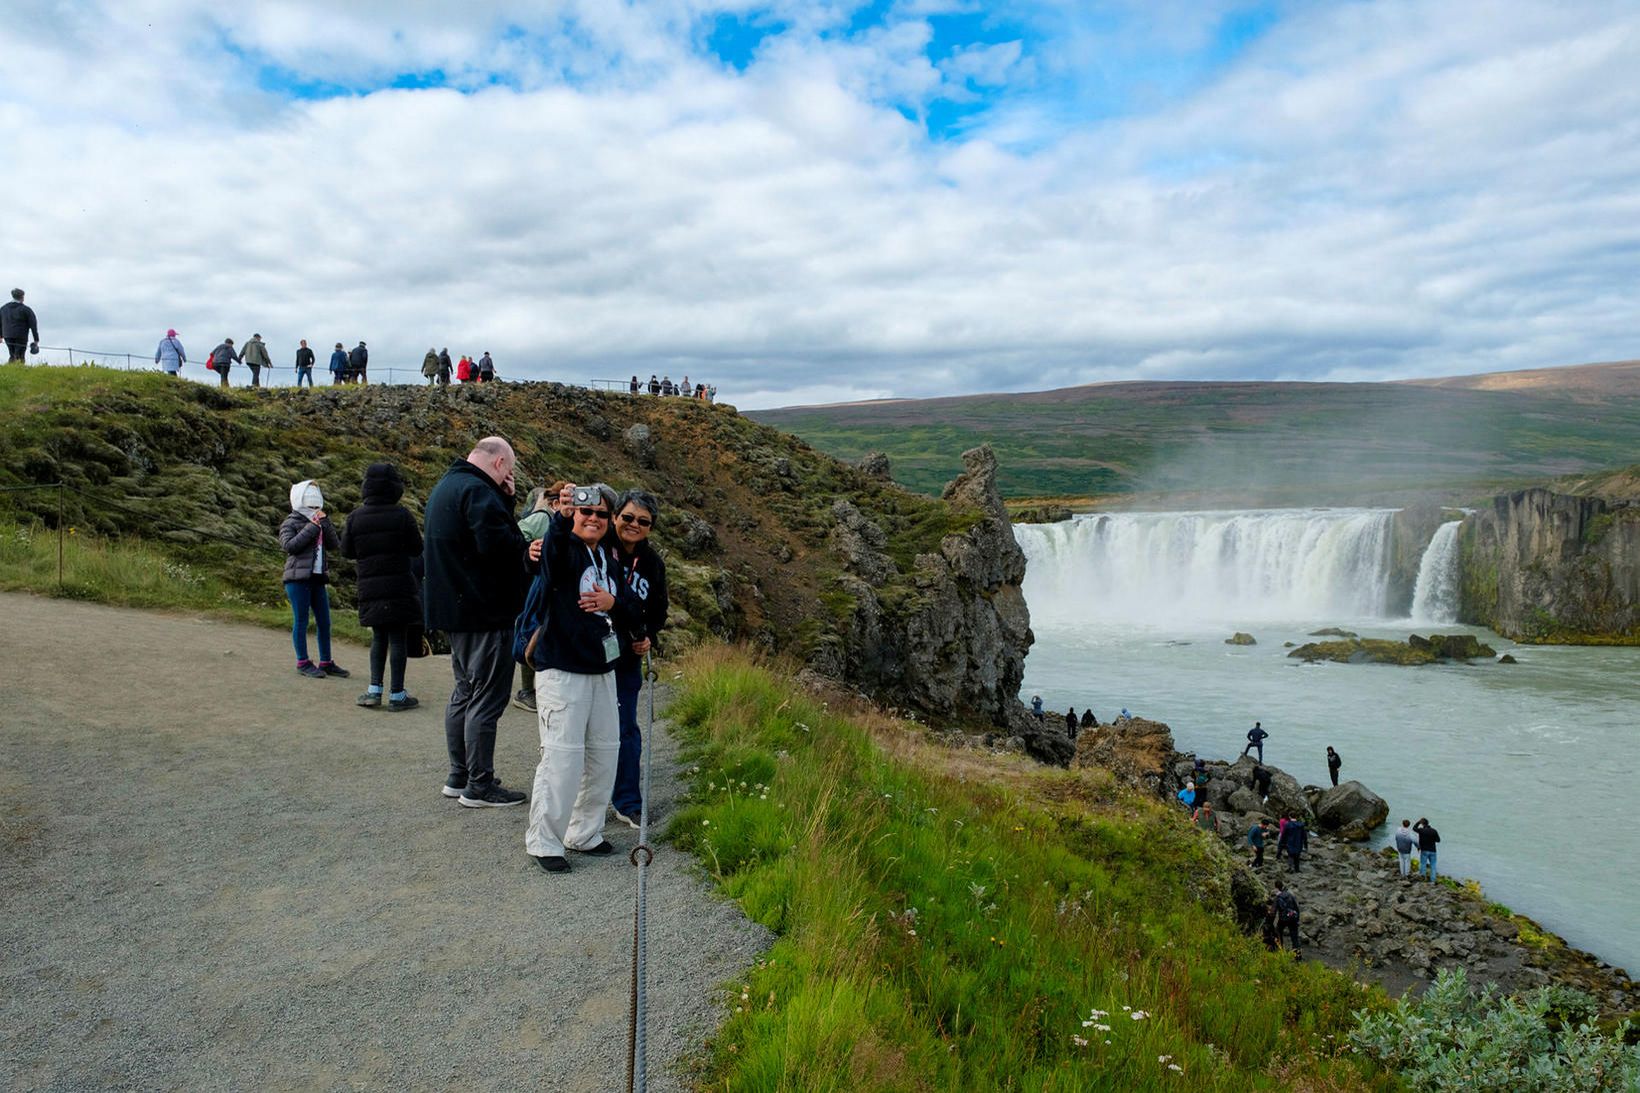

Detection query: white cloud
(8, 1), (1640, 410)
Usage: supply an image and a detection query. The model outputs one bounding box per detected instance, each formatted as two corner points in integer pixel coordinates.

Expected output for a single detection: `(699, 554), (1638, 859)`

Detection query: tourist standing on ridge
(422, 348), (441, 386)
(1279, 814), (1308, 872)
(342, 462), (424, 712)
(209, 338), (241, 387)
(478, 351), (494, 382)
(348, 341), (368, 384)
(437, 348), (452, 385)
(329, 343), (348, 385)
(294, 340), (316, 387)
(278, 479), (349, 680)
(1413, 817), (1440, 882)
(647, 374), (660, 395)
(1393, 819), (1416, 878)
(154, 329), (185, 376)
(512, 484), (563, 713)
(1065, 708), (1078, 738)
(629, 375), (640, 394)
(1243, 721), (1268, 762)
(608, 488), (668, 831)
(523, 482), (638, 874)
(1273, 883), (1301, 952)
(1, 288), (39, 362)
(242, 333), (271, 388)
(423, 437), (533, 809)
(1326, 746), (1342, 787)
(680, 374), (691, 397)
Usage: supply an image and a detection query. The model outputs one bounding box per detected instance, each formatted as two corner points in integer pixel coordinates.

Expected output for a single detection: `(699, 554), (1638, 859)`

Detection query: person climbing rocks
(1177, 781), (1196, 812)
(1413, 818), (1440, 883)
(1273, 883), (1301, 951)
(1326, 746), (1342, 787)
(1248, 818), (1270, 867)
(1194, 801), (1216, 834)
(1242, 721), (1268, 762)
(1080, 709), (1096, 730)
(1030, 695), (1044, 721)
(1279, 814), (1308, 872)
(1065, 708), (1078, 737)
(1261, 897), (1280, 951)
(1393, 819), (1416, 878)
(1252, 763), (1273, 801)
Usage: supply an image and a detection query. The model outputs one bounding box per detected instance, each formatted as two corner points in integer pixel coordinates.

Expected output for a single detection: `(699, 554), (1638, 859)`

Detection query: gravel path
(0, 593), (768, 1092)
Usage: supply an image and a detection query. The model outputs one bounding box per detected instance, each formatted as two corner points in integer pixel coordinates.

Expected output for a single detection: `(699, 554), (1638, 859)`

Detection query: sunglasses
(618, 513), (654, 528)
(577, 507), (610, 519)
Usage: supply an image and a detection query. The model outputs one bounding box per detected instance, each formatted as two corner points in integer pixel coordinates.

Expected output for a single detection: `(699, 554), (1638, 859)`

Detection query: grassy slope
(667, 647), (1386, 1091)
(751, 380), (1640, 502)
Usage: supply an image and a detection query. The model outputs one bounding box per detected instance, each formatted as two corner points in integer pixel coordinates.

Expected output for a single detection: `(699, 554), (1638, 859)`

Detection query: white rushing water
(1014, 508), (1640, 974)
(1410, 520), (1463, 624)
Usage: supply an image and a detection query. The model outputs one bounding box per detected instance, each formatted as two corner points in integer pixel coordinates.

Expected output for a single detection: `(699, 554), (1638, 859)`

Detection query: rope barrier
(626, 654), (658, 1093)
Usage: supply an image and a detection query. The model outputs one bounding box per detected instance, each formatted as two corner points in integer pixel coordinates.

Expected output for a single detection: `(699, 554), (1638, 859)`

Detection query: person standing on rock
(1279, 814), (1308, 872)
(1273, 883), (1301, 952)
(1065, 708), (1078, 738)
(1252, 763), (1273, 801)
(1326, 746), (1342, 787)
(1394, 819), (1416, 879)
(1413, 818), (1440, 883)
(2, 287), (39, 362)
(241, 333), (271, 388)
(608, 488), (668, 830)
(1243, 721), (1268, 762)
(154, 329), (186, 377)
(423, 437), (534, 808)
(1248, 818), (1270, 867)
(341, 462), (424, 712)
(209, 337), (241, 387)
(1080, 709), (1096, 731)
(1031, 695), (1044, 721)
(294, 339), (316, 388)
(278, 479), (349, 680)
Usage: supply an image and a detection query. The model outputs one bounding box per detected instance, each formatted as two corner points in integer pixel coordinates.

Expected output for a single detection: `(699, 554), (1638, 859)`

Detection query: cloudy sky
(9, 1), (1638, 407)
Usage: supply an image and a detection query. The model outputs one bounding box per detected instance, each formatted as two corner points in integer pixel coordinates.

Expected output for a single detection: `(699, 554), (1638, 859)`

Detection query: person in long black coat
(342, 462), (424, 710)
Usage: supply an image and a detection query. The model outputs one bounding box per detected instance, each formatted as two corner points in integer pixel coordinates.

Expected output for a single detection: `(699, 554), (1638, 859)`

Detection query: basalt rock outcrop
(1288, 633), (1496, 665)
(1314, 781), (1390, 841)
(1458, 487), (1639, 644)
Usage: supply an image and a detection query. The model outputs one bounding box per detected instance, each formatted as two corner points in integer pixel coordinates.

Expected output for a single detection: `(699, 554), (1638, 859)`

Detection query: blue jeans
(284, 579), (332, 664)
(1420, 850), (1437, 883)
(296, 367), (313, 387)
(612, 660), (644, 817)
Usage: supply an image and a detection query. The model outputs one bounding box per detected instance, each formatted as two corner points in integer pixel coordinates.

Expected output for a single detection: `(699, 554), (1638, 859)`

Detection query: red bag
(206, 359), (215, 371)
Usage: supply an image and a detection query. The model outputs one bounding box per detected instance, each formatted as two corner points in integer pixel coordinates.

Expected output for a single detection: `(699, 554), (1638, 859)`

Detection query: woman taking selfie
(607, 490), (668, 829)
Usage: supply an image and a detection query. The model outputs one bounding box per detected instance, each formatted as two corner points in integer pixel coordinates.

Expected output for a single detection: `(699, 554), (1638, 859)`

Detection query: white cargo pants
(525, 668), (620, 858)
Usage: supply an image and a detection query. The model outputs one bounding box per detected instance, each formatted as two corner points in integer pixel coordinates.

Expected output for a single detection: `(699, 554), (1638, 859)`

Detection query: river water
(1016, 510), (1640, 975)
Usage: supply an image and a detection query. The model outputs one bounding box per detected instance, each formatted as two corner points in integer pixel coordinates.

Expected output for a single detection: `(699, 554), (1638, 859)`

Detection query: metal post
(56, 483), (64, 586)
(68, 348), (74, 367)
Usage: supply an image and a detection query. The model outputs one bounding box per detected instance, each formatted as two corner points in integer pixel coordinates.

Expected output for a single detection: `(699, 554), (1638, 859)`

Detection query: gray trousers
(445, 629), (513, 791)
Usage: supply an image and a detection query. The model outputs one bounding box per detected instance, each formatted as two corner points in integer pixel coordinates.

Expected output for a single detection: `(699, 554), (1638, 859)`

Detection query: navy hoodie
(532, 511), (639, 675)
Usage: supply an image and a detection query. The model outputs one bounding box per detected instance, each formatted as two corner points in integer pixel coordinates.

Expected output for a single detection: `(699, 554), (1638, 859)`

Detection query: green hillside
(751, 379), (1640, 502)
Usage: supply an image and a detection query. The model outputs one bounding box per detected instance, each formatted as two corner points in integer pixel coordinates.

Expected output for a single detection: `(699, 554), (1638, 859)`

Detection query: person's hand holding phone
(311, 508), (326, 523)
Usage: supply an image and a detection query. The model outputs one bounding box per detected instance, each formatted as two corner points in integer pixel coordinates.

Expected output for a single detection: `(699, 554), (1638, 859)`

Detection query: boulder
(1225, 632), (1257, 646)
(623, 423), (656, 468)
(1075, 717), (1176, 781)
(674, 513), (717, 559)
(1315, 780), (1390, 840)
(1309, 627), (1359, 639)
(1498, 653), (1518, 664)
(1226, 755), (1314, 823)
(829, 499), (896, 586)
(1226, 786), (1266, 814)
(857, 451), (893, 480)
(1408, 633), (1498, 660)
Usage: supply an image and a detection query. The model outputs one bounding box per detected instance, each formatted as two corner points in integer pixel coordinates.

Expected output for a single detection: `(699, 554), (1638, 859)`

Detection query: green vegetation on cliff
(666, 647), (1386, 1091)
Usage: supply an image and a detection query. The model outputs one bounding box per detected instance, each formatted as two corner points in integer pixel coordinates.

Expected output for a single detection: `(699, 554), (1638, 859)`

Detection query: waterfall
(1014, 509), (1396, 627)
(1410, 520), (1463, 624)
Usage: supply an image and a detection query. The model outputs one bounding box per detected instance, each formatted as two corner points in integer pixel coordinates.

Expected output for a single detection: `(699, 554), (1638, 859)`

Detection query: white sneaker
(611, 807), (641, 830)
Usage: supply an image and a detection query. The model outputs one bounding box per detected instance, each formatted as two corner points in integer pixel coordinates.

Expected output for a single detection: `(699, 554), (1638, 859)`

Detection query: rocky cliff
(1458, 487), (1640, 644)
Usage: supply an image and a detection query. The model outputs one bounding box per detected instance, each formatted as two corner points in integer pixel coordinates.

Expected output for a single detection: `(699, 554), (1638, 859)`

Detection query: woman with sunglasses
(607, 490), (669, 830)
(523, 482), (639, 874)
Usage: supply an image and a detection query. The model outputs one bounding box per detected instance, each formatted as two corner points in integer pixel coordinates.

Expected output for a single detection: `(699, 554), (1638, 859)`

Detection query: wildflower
(1158, 1055), (1172, 1064)
(1071, 1035), (1089, 1048)
(1167, 1064), (1183, 1073)
(1093, 1024), (1111, 1032)
(1122, 1006), (1131, 1011)
(1130, 1010), (1149, 1021)
(702, 819), (711, 826)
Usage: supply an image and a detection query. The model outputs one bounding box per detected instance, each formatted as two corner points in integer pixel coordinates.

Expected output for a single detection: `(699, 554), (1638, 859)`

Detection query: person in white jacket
(154, 329), (186, 376)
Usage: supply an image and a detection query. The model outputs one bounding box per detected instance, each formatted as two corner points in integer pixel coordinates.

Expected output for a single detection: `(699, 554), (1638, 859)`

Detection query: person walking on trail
(607, 488), (668, 831)
(477, 352), (494, 382)
(242, 333), (271, 388)
(437, 348), (452, 385)
(1273, 883), (1301, 952)
(1413, 818), (1440, 882)
(209, 338), (241, 388)
(154, 329), (186, 376)
(1279, 815), (1308, 872)
(523, 482), (640, 874)
(294, 340), (316, 387)
(1, 288), (39, 362)
(1248, 818), (1270, 867)
(421, 348), (441, 386)
(1326, 746), (1342, 787)
(278, 480), (349, 680)
(1030, 695), (1044, 721)
(511, 484), (563, 714)
(1393, 819), (1416, 879)
(1242, 721), (1268, 762)
(342, 462), (424, 712)
(423, 437), (533, 809)
(348, 341), (368, 384)
(1065, 708), (1078, 738)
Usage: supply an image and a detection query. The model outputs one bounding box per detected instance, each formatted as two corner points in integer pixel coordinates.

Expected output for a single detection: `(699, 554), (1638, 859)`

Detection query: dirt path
(0, 593), (767, 1092)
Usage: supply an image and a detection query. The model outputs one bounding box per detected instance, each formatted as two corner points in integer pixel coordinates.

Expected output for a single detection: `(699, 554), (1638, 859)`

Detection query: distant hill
(752, 372), (1640, 502)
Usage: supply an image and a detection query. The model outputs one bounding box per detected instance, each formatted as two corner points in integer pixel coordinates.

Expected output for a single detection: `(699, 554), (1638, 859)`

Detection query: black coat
(531, 511), (639, 674)
(613, 539), (668, 668)
(295, 346), (316, 369)
(422, 458), (530, 632)
(348, 345), (368, 370)
(341, 464), (423, 628)
(1, 300), (39, 341)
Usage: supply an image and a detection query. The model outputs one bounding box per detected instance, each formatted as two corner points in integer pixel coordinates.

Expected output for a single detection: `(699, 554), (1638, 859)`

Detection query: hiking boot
(296, 662), (327, 679)
(511, 689), (536, 713)
(535, 855), (570, 873)
(356, 692), (382, 708)
(611, 807), (641, 830)
(573, 840), (616, 856)
(319, 661), (351, 678)
(459, 783), (526, 808)
(441, 780), (465, 799)
(387, 695), (419, 712)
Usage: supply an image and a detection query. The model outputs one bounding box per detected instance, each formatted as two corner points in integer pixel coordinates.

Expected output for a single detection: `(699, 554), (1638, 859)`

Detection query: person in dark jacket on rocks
(629, 375), (640, 395)
(2, 288), (39, 362)
(342, 463), (424, 711)
(1242, 720), (1268, 762)
(1080, 708), (1096, 731)
(1065, 708), (1078, 738)
(278, 480), (349, 680)
(522, 482), (640, 873)
(1252, 763), (1273, 800)
(606, 488), (668, 829)
(1248, 818), (1270, 867)
(329, 343), (348, 385)
(294, 340), (316, 387)
(348, 341), (368, 384)
(647, 374), (660, 395)
(242, 333), (271, 388)
(1273, 883), (1301, 951)
(423, 437), (533, 808)
(210, 338), (241, 388)
(1413, 818), (1441, 883)
(1326, 746), (1342, 787)
(437, 348), (452, 385)
(477, 352), (494, 382)
(1279, 815), (1308, 872)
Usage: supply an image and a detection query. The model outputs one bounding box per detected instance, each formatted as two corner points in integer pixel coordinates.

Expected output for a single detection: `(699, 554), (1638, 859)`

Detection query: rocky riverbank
(1074, 716), (1640, 1017)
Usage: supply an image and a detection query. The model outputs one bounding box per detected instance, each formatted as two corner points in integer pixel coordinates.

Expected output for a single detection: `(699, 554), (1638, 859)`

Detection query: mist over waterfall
(1015, 509), (1396, 626)
(1410, 520), (1463, 624)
